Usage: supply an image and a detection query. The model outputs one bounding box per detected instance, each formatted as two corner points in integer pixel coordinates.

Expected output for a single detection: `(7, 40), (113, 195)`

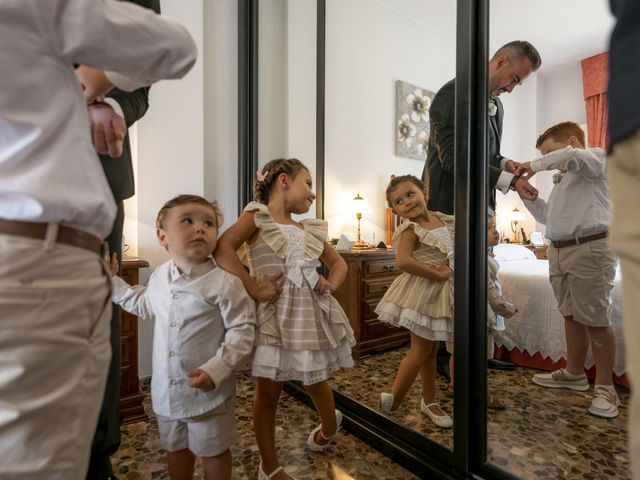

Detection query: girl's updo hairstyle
(385, 174), (426, 207)
(254, 158), (309, 204)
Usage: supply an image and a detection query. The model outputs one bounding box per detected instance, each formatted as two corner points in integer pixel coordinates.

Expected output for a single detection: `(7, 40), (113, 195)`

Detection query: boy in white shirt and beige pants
(516, 121), (620, 418)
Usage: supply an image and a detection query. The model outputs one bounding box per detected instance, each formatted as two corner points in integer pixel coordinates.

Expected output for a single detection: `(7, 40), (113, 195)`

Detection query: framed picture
(530, 231), (545, 246)
(395, 80), (435, 160)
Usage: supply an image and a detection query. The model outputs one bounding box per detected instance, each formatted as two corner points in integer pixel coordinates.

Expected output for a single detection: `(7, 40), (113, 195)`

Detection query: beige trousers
(608, 128), (640, 480)
(0, 232), (111, 480)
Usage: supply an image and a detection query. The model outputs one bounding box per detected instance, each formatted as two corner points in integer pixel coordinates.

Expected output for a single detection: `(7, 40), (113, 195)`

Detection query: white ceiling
(490, 0), (615, 75)
(376, 0), (615, 75)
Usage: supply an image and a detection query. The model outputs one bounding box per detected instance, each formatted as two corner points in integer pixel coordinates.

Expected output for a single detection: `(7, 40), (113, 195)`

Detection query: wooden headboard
(385, 208), (402, 245)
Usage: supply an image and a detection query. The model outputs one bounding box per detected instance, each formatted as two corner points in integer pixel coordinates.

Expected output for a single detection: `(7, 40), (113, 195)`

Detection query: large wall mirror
(323, 0), (457, 452)
(485, 2), (629, 479)
(239, 1), (631, 478)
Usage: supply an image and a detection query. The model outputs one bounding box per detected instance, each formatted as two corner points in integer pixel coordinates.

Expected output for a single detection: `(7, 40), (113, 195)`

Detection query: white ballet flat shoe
(258, 462), (298, 480)
(307, 409), (343, 452)
(421, 400), (453, 428)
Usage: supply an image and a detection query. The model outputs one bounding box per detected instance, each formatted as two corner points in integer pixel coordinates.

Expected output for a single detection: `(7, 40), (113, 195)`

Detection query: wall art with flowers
(395, 80), (435, 160)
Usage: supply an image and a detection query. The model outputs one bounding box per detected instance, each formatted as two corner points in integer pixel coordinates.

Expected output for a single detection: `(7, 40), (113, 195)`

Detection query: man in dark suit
(423, 40), (541, 214)
(606, 0), (640, 475)
(422, 41), (542, 377)
(85, 1), (161, 478)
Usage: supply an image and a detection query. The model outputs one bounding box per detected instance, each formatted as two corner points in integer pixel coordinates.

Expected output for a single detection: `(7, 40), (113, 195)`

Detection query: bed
(491, 244), (627, 387)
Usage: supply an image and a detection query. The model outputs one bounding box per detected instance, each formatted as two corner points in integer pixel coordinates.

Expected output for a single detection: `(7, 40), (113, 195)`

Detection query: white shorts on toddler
(156, 398), (237, 458)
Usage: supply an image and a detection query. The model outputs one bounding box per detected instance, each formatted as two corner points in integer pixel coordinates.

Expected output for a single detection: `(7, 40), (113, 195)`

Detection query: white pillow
(493, 243), (537, 261)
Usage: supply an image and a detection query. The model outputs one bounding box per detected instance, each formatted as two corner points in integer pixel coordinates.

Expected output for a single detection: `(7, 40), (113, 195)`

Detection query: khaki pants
(0, 233), (112, 480)
(608, 128), (640, 480)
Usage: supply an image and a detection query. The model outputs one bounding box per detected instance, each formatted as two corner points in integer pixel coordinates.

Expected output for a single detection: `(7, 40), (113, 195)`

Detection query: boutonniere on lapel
(488, 98), (497, 117)
(552, 172), (565, 184)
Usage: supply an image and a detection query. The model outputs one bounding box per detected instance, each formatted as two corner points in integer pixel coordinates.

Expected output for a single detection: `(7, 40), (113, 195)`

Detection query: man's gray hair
(492, 40), (542, 71)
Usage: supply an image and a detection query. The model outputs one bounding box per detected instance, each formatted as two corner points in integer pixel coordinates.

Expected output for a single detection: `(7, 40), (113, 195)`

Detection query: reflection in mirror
(323, 0), (457, 449)
(258, 0), (317, 206)
(486, 1), (631, 477)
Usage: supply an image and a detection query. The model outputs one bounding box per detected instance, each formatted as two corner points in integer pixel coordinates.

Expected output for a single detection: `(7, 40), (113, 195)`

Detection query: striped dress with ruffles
(375, 214), (454, 341)
(243, 202), (355, 385)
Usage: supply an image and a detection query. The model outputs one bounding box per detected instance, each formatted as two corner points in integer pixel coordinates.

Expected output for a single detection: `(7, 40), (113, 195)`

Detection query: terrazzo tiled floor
(112, 372), (420, 479)
(113, 349), (631, 479)
(332, 347), (631, 479)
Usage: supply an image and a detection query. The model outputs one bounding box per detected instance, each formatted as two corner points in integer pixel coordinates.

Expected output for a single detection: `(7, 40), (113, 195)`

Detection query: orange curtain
(581, 52), (609, 149)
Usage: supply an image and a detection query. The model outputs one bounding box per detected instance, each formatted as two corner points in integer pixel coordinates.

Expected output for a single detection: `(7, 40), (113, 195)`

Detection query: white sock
(562, 368), (586, 379)
(595, 384), (617, 394)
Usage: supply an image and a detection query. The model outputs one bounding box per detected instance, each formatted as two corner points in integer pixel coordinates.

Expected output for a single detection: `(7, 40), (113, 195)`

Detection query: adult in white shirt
(516, 121), (620, 419)
(0, 1), (197, 479)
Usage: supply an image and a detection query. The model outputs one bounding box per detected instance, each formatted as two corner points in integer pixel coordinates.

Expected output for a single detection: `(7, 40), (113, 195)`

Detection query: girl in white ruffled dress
(214, 158), (355, 480)
(375, 175), (454, 428)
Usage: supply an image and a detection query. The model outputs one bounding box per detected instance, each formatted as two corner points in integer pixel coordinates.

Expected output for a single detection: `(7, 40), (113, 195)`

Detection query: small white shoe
(307, 409), (343, 452)
(378, 392), (394, 415)
(421, 400), (453, 428)
(532, 368), (589, 391)
(588, 386), (620, 419)
(258, 463), (298, 480)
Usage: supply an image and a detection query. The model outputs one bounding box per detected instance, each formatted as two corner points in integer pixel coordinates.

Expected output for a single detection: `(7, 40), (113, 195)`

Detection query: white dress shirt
(523, 146), (611, 241)
(0, 0), (196, 238)
(496, 157), (515, 194)
(112, 259), (256, 419)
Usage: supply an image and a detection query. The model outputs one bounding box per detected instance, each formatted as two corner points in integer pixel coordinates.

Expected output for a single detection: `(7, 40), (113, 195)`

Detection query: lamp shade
(352, 193), (372, 215)
(510, 207), (526, 222)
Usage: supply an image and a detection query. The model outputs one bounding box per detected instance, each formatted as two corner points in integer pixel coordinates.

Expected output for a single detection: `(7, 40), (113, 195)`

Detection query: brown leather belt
(550, 231), (608, 248)
(0, 219), (103, 255)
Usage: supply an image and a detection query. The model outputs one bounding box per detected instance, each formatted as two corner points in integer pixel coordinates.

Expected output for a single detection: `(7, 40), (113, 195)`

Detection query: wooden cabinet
(332, 250), (409, 359)
(119, 258), (148, 424)
(524, 244), (549, 260)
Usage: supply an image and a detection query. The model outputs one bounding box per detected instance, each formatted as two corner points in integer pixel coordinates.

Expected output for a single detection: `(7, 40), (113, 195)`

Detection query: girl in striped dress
(375, 175), (454, 428)
(214, 158), (355, 480)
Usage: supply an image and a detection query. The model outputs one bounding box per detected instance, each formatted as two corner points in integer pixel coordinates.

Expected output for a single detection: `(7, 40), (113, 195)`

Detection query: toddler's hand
(314, 276), (334, 295)
(515, 162), (535, 179)
(186, 369), (215, 392)
(254, 271), (283, 303)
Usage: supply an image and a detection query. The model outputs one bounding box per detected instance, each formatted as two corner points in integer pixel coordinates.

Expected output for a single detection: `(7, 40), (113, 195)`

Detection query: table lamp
(510, 207), (527, 244)
(352, 193), (369, 250)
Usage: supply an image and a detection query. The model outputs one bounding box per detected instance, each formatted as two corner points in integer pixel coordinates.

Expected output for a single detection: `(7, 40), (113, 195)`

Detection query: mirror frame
(238, 1), (518, 478)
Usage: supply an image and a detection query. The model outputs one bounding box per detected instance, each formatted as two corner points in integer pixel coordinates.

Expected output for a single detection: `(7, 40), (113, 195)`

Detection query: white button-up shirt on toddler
(112, 258), (256, 419)
(523, 146), (611, 241)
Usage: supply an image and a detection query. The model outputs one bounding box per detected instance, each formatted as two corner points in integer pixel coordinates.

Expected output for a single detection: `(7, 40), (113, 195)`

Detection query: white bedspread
(492, 258), (626, 376)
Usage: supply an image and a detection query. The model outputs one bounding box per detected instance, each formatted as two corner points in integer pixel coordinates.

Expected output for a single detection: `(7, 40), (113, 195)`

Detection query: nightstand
(332, 249), (409, 359)
(524, 244), (548, 260)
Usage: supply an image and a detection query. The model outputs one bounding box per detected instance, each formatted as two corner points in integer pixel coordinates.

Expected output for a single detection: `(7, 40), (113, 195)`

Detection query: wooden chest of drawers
(332, 250), (409, 359)
(119, 258), (148, 424)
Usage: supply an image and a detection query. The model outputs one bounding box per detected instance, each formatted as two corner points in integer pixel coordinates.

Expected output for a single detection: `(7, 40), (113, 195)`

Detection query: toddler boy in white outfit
(111, 195), (256, 479)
